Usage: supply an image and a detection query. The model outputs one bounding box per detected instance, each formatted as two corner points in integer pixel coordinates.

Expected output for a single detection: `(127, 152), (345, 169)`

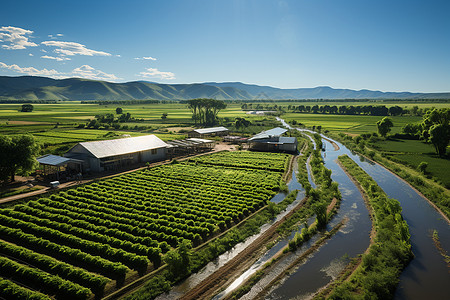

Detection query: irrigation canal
(156, 119), (449, 300)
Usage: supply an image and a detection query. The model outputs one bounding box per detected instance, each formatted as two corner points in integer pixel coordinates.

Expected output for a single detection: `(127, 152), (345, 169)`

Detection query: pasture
(371, 139), (450, 188)
(282, 113), (422, 134)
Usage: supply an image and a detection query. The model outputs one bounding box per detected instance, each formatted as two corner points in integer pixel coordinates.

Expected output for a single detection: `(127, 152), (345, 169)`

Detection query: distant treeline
(229, 98), (450, 103)
(80, 100), (174, 105)
(0, 100), (58, 104)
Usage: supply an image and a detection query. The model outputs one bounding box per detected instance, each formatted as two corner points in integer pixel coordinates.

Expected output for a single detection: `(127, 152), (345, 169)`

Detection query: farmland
(0, 151), (289, 299)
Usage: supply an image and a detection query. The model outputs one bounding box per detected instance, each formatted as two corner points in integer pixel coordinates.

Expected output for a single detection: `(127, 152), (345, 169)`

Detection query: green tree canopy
(0, 135), (40, 182)
(376, 117), (393, 137)
(20, 104), (34, 112)
(421, 108), (449, 157)
(187, 98), (227, 126)
(115, 107), (123, 114)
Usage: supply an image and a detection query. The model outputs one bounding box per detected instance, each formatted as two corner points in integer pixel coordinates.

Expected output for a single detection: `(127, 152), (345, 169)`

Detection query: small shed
(65, 135), (168, 172)
(37, 154), (83, 180)
(166, 138), (214, 158)
(188, 126), (229, 138)
(248, 127), (297, 153)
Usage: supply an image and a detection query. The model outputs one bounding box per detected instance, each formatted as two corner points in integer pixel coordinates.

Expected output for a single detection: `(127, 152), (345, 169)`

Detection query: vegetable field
(0, 151), (289, 299)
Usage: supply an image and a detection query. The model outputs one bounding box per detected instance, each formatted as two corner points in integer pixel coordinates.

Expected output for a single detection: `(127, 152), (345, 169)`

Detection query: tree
(187, 99), (227, 126)
(420, 108), (449, 157)
(234, 117), (251, 130)
(376, 117), (393, 137)
(21, 104), (33, 112)
(0, 135), (39, 182)
(161, 113), (168, 120)
(313, 202), (327, 228)
(429, 124), (448, 157)
(115, 107), (123, 114)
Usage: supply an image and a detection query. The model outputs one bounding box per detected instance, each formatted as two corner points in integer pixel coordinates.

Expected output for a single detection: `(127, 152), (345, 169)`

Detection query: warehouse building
(248, 127), (297, 153)
(65, 135), (168, 172)
(188, 126), (229, 138)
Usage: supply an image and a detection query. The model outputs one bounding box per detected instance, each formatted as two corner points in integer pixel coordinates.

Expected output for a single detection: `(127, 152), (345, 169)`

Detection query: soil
(322, 137), (340, 151)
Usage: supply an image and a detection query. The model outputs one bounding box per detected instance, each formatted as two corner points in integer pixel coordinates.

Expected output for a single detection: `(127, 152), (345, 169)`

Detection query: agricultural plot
(0, 151), (289, 299)
(371, 139), (450, 187)
(283, 113), (422, 134)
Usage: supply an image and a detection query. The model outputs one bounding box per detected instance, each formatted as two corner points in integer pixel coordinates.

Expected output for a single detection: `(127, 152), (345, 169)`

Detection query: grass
(370, 139), (450, 188)
(282, 113), (422, 134)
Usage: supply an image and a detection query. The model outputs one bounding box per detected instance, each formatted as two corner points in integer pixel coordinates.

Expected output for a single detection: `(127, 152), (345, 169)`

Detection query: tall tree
(376, 117), (393, 137)
(421, 108), (449, 156)
(0, 135), (40, 182)
(187, 98), (227, 126)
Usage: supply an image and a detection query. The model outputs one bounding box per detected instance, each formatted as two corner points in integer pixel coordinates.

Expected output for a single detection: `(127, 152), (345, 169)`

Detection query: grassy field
(0, 102), (248, 154)
(0, 102), (246, 125)
(370, 139), (450, 188)
(282, 113), (422, 134)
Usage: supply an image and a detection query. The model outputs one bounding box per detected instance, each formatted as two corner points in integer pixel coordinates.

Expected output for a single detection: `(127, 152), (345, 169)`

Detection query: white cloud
(72, 64), (119, 81)
(41, 41), (111, 56)
(135, 56), (157, 61)
(29, 53), (33, 56)
(139, 67), (175, 80)
(0, 26), (38, 50)
(41, 55), (71, 61)
(48, 33), (64, 39)
(0, 61), (61, 77)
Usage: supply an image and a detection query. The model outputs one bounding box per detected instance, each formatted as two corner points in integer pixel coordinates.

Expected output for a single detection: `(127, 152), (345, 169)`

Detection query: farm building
(248, 127), (297, 153)
(166, 138), (214, 159)
(64, 135), (168, 172)
(36, 154), (83, 181)
(188, 126), (229, 138)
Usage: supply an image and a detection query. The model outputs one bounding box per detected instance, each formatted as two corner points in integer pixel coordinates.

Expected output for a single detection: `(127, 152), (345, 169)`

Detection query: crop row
(0, 208), (162, 265)
(0, 213), (150, 271)
(0, 256), (91, 300)
(0, 277), (51, 300)
(0, 225), (129, 280)
(0, 239), (109, 295)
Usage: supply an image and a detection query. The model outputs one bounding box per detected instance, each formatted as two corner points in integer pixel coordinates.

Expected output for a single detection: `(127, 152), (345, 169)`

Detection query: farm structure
(166, 138), (214, 159)
(64, 135), (168, 172)
(248, 127), (298, 153)
(36, 154), (83, 181)
(188, 126), (229, 138)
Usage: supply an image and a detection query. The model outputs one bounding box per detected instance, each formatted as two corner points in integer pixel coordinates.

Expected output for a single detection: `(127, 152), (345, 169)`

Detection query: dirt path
(180, 196), (308, 300)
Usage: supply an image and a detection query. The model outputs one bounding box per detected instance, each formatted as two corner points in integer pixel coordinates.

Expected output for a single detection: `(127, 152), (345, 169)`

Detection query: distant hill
(0, 76), (449, 101)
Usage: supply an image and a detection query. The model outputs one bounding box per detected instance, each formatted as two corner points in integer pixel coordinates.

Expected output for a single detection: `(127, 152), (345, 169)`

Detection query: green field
(0, 102), (246, 125)
(283, 113), (422, 134)
(0, 151), (288, 299)
(370, 139), (450, 188)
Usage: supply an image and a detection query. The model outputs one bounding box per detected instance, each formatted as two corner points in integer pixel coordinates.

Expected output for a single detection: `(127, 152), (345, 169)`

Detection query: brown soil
(164, 126), (194, 133)
(322, 137), (340, 151)
(180, 197), (309, 300)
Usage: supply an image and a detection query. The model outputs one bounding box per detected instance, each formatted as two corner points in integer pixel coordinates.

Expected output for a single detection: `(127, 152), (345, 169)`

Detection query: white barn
(65, 135), (168, 172)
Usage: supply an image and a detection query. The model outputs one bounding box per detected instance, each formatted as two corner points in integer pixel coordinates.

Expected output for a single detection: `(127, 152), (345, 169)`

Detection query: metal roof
(249, 127), (288, 141)
(166, 138), (213, 148)
(77, 135), (168, 158)
(248, 136), (296, 145)
(37, 154), (82, 166)
(193, 127), (229, 134)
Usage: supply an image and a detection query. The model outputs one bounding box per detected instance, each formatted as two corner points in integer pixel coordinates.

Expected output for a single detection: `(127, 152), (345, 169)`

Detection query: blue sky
(0, 0), (449, 92)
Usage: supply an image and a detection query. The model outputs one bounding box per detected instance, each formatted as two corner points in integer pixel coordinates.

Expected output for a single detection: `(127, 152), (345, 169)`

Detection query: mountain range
(0, 76), (449, 101)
